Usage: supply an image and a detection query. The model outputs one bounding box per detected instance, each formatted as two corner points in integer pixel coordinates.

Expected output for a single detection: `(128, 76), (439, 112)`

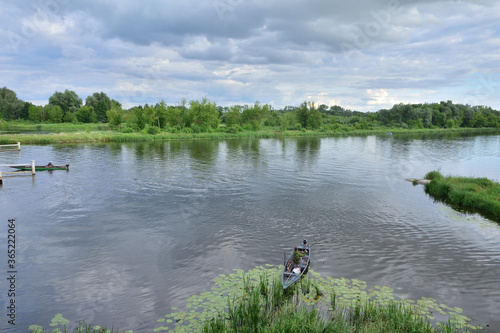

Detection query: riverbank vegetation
(1, 87), (500, 143)
(30, 266), (479, 333)
(424, 171), (500, 222)
(153, 266), (479, 332)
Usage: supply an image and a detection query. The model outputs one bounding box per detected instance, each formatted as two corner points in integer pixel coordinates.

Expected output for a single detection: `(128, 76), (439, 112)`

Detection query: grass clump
(424, 171), (500, 222)
(425, 170), (444, 181)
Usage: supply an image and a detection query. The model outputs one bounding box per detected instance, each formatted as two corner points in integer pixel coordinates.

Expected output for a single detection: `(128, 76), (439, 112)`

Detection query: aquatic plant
(28, 314), (130, 333)
(154, 266), (480, 332)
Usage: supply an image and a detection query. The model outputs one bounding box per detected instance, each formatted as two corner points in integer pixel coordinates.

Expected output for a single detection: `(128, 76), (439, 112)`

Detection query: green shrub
(121, 127), (135, 133)
(424, 170), (443, 180)
(147, 126), (160, 135)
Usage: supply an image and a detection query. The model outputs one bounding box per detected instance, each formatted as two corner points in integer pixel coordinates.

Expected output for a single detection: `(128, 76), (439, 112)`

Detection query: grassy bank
(1, 122), (499, 145)
(424, 171), (500, 222)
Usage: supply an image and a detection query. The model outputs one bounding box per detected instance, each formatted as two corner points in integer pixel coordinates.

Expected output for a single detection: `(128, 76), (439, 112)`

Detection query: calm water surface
(1, 133), (500, 332)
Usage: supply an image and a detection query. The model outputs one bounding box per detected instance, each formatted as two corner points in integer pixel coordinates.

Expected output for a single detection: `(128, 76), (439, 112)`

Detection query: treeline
(1, 86), (500, 133)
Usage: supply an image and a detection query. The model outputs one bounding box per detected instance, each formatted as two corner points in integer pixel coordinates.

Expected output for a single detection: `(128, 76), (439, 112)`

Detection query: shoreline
(1, 125), (499, 145)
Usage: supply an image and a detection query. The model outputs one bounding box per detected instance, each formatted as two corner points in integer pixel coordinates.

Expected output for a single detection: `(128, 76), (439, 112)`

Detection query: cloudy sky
(1, 0), (499, 111)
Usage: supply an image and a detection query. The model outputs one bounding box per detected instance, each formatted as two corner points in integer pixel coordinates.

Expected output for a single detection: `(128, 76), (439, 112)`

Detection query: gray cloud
(0, 0), (499, 110)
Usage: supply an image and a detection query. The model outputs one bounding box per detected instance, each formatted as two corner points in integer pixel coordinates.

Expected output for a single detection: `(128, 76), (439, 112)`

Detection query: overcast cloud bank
(1, 0), (499, 110)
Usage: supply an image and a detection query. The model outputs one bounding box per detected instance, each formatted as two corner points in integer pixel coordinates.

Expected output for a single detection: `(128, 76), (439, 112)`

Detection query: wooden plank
(0, 164), (33, 167)
(2, 171), (32, 175)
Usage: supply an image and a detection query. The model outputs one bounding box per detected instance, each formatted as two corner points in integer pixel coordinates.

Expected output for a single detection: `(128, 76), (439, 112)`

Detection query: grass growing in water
(154, 266), (479, 332)
(424, 171), (500, 222)
(30, 266), (479, 332)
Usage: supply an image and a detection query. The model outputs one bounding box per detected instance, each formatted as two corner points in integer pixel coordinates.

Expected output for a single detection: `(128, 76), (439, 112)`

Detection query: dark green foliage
(48, 89), (82, 113)
(3, 85), (500, 135)
(424, 170), (444, 180)
(85, 92), (111, 122)
(75, 106), (98, 123)
(295, 102), (323, 129)
(377, 101), (500, 129)
(147, 125), (160, 135)
(20, 101), (32, 120)
(0, 87), (25, 120)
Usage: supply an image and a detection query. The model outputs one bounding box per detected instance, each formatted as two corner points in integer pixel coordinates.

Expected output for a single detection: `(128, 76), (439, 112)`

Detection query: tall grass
(425, 171), (500, 222)
(202, 272), (476, 333)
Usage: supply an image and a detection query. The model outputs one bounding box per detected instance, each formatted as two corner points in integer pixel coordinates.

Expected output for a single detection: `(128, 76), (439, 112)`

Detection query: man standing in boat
(47, 161), (53, 168)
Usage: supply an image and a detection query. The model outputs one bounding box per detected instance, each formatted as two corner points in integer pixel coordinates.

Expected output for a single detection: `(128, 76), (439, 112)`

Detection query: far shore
(1, 123), (499, 145)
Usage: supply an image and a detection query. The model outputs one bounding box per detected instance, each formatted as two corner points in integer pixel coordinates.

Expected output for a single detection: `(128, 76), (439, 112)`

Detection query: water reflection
(0, 134), (499, 332)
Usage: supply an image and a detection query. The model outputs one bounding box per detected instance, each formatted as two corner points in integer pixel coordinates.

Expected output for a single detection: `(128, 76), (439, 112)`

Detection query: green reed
(202, 270), (478, 333)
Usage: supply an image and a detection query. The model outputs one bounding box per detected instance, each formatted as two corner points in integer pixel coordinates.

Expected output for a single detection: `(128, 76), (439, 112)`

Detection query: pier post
(17, 142), (21, 151)
(31, 160), (36, 175)
(0, 171), (2, 185)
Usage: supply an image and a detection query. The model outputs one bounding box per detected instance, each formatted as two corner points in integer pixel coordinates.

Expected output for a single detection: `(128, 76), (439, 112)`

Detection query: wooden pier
(0, 142), (21, 151)
(0, 160), (35, 184)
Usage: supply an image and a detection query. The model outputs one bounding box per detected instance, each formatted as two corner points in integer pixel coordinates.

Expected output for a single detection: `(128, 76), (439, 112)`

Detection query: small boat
(10, 164), (69, 171)
(282, 239), (310, 290)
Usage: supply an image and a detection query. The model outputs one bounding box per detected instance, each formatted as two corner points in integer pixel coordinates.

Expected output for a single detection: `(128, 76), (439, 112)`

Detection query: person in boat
(47, 161), (53, 167)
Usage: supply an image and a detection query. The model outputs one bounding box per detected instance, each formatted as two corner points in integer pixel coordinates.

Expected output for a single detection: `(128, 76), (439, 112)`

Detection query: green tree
(165, 106), (183, 128)
(49, 90), (82, 113)
(106, 106), (123, 129)
(86, 92), (112, 123)
(19, 102), (32, 120)
(0, 87), (25, 120)
(129, 105), (156, 130)
(28, 105), (45, 123)
(241, 102), (270, 128)
(462, 108), (476, 127)
(444, 118), (455, 128)
(63, 111), (77, 123)
(280, 112), (296, 130)
(474, 113), (487, 128)
(296, 102), (322, 129)
(224, 105), (242, 127)
(154, 101), (168, 129)
(187, 97), (220, 131)
(47, 105), (63, 123)
(75, 105), (98, 123)
(264, 111), (280, 127)
(306, 103), (322, 129)
(296, 102), (309, 128)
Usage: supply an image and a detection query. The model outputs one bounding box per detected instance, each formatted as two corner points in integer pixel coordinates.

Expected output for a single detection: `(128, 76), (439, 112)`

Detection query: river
(1, 132), (499, 332)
